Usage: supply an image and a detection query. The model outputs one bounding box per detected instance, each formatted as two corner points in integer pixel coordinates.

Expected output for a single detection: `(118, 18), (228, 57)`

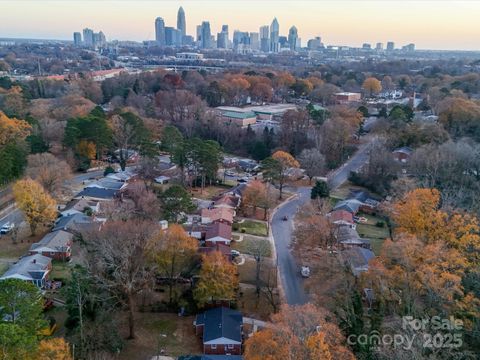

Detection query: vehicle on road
(301, 266), (311, 278)
(282, 215), (288, 221)
(353, 216), (368, 223)
(0, 222), (14, 234)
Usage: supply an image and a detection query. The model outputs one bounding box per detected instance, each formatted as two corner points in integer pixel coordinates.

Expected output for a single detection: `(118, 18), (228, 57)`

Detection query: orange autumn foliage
(37, 338), (72, 360)
(0, 111), (31, 146)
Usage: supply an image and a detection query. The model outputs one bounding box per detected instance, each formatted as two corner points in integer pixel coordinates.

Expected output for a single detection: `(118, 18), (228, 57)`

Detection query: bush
(104, 166), (115, 176)
(232, 223), (239, 231)
(376, 221), (385, 228)
(240, 228), (246, 233)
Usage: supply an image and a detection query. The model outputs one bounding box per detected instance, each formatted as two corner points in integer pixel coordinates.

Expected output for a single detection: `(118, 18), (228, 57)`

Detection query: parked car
(0, 222), (14, 234)
(230, 250), (241, 258)
(301, 266), (311, 278)
(282, 215), (288, 221)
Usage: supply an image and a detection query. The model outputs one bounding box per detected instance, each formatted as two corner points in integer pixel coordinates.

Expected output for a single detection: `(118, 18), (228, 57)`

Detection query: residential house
(342, 247), (375, 276)
(74, 187), (118, 201)
(52, 213), (99, 233)
(29, 230), (73, 260)
(333, 199), (363, 214)
(392, 147), (413, 163)
(335, 225), (371, 249)
(106, 170), (137, 182)
(328, 210), (355, 229)
(60, 198), (99, 217)
(213, 195), (241, 210)
(0, 254), (52, 288)
(205, 222), (232, 246)
(85, 178), (126, 191)
(198, 243), (233, 262)
(194, 307), (243, 355)
(201, 208), (234, 225)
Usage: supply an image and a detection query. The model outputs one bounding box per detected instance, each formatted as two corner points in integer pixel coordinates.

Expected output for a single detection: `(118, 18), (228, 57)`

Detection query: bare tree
(26, 153), (72, 199)
(298, 148), (326, 184)
(84, 220), (157, 339)
(125, 182), (161, 221)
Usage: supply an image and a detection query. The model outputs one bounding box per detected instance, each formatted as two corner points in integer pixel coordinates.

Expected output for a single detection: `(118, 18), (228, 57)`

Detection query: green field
(232, 237), (272, 258)
(233, 220), (268, 236)
(356, 213), (390, 254)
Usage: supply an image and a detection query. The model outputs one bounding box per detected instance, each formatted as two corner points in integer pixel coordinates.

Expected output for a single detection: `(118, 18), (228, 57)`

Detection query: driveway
(271, 137), (376, 305)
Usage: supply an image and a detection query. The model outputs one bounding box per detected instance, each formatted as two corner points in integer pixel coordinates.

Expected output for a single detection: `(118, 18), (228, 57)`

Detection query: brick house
(29, 230), (73, 260)
(194, 307), (243, 355)
(205, 222), (232, 246)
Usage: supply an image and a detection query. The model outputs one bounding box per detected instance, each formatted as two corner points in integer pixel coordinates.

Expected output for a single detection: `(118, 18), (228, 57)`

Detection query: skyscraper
(270, 18), (279, 53)
(201, 21), (211, 49)
(177, 6), (186, 43)
(307, 37), (322, 50)
(386, 41), (395, 51)
(155, 17), (166, 46)
(83, 28), (94, 47)
(250, 32), (260, 51)
(260, 25), (269, 52)
(73, 32), (82, 46)
(217, 25), (229, 49)
(165, 27), (181, 46)
(288, 26), (298, 51)
(376, 42), (384, 50)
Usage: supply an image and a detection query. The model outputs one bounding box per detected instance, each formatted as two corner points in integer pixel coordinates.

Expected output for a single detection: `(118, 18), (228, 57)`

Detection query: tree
(280, 109), (311, 156)
(299, 148), (326, 184)
(362, 77), (382, 97)
(148, 224), (198, 303)
(161, 126), (188, 184)
(76, 140), (96, 160)
(0, 323), (37, 360)
(194, 251), (238, 307)
(244, 304), (354, 360)
(25, 153), (72, 199)
(0, 111), (31, 146)
(37, 338), (72, 360)
(110, 112), (150, 170)
(85, 220), (157, 339)
(262, 150), (299, 199)
(294, 204), (335, 249)
(242, 180), (273, 219)
(125, 182), (161, 220)
(0, 279), (46, 334)
(311, 180), (329, 199)
(159, 185), (196, 223)
(437, 97), (480, 141)
(13, 178), (57, 235)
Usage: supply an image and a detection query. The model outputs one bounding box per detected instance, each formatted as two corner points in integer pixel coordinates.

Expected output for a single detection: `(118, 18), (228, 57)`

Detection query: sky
(0, 0), (479, 50)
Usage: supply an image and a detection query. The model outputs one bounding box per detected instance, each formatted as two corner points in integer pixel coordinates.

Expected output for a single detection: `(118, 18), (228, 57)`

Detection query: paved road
(0, 168), (107, 232)
(271, 137), (376, 305)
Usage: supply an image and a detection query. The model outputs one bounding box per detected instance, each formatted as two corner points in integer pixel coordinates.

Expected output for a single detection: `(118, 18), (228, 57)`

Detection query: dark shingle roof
(76, 187), (117, 199)
(52, 214), (94, 232)
(196, 307), (242, 343)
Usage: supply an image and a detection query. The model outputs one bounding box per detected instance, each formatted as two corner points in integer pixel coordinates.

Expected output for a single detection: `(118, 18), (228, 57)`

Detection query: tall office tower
(260, 25), (269, 52)
(217, 25), (229, 49)
(376, 42), (383, 50)
(196, 25), (202, 42)
(270, 18), (279, 52)
(73, 32), (82, 46)
(362, 43), (372, 50)
(165, 27), (181, 46)
(250, 32), (260, 50)
(402, 43), (415, 52)
(386, 41), (395, 51)
(83, 28), (94, 47)
(96, 31), (106, 47)
(177, 6), (186, 39)
(288, 25), (298, 51)
(201, 21), (211, 49)
(155, 17), (166, 46)
(307, 36), (322, 50)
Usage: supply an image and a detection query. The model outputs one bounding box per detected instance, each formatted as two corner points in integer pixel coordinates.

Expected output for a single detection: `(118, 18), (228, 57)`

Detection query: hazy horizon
(1, 0), (479, 51)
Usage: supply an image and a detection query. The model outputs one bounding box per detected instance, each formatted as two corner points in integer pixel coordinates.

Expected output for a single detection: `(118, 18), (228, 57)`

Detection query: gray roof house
(60, 198), (99, 217)
(342, 247), (375, 276)
(195, 307), (243, 355)
(29, 230), (73, 259)
(0, 254), (51, 287)
(52, 213), (98, 233)
(333, 199), (363, 214)
(75, 187), (118, 201)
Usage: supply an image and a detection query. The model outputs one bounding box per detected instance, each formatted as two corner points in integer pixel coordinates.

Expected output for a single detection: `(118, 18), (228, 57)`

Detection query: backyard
(233, 219), (268, 237)
(356, 212), (390, 254)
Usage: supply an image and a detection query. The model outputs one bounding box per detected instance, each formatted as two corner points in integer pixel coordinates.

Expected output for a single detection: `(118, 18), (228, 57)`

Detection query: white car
(0, 222), (15, 234)
(230, 250), (241, 258)
(301, 266), (311, 278)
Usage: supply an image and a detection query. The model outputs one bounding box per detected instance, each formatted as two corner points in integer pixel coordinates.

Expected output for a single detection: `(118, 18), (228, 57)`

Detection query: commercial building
(288, 26), (298, 51)
(259, 25), (269, 52)
(165, 27), (181, 46)
(201, 21), (212, 49)
(270, 18), (279, 52)
(307, 36), (322, 50)
(82, 28), (94, 47)
(386, 41), (395, 51)
(177, 6), (186, 40)
(155, 17), (166, 46)
(73, 32), (82, 46)
(334, 92), (362, 103)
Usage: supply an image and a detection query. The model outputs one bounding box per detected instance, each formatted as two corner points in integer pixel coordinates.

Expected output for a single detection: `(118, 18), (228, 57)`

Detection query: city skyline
(0, 1), (479, 50)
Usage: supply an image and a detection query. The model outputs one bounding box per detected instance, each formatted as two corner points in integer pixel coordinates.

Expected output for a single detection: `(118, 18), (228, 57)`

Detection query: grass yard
(356, 213), (391, 254)
(238, 286), (279, 321)
(49, 261), (72, 282)
(232, 237), (272, 258)
(234, 220), (268, 237)
(118, 313), (201, 359)
(0, 263), (8, 275)
(189, 185), (228, 200)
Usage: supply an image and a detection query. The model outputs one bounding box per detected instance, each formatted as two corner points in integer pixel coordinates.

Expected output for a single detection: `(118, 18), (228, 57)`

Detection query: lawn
(49, 260), (72, 282)
(189, 185), (229, 200)
(0, 263), (8, 275)
(356, 213), (390, 254)
(233, 220), (268, 237)
(118, 313), (201, 359)
(232, 237), (272, 258)
(237, 257), (276, 287)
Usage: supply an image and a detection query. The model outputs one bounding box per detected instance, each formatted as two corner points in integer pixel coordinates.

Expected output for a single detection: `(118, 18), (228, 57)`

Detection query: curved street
(271, 138), (376, 305)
